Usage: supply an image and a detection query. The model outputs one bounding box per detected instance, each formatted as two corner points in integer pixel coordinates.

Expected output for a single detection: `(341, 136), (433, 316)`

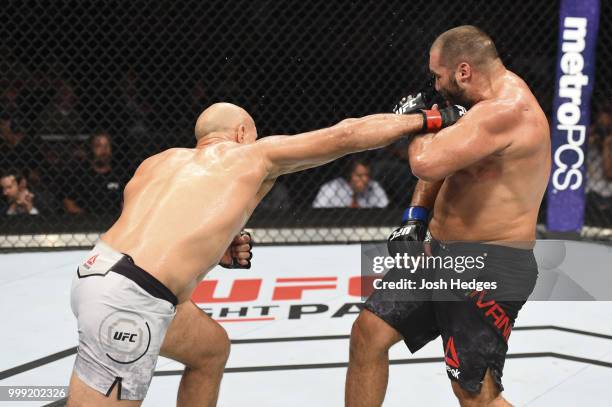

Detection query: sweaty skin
(409, 52), (551, 243)
(345, 30), (550, 407)
(102, 103), (425, 303)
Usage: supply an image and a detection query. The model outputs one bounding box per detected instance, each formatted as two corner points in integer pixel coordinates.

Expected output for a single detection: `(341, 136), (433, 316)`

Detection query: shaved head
(431, 25), (499, 71)
(194, 102), (256, 142)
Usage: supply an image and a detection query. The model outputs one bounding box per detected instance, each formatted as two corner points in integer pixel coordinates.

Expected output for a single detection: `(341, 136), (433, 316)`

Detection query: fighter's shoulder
(501, 74), (548, 129)
(467, 96), (523, 135)
(134, 148), (191, 172)
(243, 135), (283, 161)
(221, 141), (269, 171)
(471, 75), (536, 128)
(500, 72), (539, 112)
(147, 148), (192, 165)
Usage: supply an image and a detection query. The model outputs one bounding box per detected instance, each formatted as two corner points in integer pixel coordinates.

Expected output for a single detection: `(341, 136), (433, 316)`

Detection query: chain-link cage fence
(0, 0), (609, 248)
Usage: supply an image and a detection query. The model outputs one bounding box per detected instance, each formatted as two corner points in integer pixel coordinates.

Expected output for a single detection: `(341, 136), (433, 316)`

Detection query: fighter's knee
(350, 310), (400, 356)
(216, 327), (231, 361)
(192, 323), (231, 369)
(209, 324), (231, 362)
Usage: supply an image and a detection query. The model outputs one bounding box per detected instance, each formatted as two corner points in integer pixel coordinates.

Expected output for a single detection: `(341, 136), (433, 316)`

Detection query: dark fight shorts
(364, 240), (538, 393)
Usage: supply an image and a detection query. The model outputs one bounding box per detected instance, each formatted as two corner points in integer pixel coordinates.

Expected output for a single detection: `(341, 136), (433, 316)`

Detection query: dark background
(1, 0), (610, 244)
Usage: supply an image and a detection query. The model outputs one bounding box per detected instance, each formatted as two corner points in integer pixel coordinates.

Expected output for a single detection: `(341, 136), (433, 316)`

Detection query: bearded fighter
(346, 26), (550, 407)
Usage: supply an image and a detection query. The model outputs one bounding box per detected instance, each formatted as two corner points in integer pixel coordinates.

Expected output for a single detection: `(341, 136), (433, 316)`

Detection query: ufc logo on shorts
(113, 331), (138, 343)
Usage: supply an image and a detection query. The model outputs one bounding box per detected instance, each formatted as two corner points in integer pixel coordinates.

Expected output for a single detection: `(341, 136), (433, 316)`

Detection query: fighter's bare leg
(345, 309), (403, 407)
(160, 300), (230, 407)
(67, 373), (141, 407)
(451, 369), (512, 407)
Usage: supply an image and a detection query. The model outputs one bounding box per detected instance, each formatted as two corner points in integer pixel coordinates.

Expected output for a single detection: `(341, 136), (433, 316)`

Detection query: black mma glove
(387, 206), (429, 257)
(393, 78), (467, 132)
(392, 77), (445, 115)
(220, 231), (253, 269)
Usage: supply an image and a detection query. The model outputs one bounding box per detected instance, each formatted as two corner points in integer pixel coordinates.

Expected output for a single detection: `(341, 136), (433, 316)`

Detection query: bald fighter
(67, 101), (465, 406)
(347, 26), (550, 406)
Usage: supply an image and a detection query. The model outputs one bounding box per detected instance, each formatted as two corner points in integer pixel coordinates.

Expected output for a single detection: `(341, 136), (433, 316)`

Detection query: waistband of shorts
(431, 240), (534, 259)
(110, 254), (178, 307)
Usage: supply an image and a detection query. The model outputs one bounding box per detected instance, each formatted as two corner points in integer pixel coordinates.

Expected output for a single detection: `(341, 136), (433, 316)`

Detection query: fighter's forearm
(410, 179), (443, 209)
(337, 113), (425, 154)
(408, 134), (443, 208)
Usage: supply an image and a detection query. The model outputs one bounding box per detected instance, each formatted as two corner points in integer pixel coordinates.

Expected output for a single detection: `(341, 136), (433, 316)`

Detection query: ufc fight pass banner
(547, 0), (600, 232)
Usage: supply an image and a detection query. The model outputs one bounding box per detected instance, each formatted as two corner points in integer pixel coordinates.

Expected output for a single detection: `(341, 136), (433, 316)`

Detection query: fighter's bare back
(101, 143), (272, 303)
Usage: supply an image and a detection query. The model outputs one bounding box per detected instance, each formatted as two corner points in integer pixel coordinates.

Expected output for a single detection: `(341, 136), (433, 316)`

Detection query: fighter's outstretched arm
(255, 113), (425, 178)
(408, 99), (519, 182)
(410, 179), (443, 209)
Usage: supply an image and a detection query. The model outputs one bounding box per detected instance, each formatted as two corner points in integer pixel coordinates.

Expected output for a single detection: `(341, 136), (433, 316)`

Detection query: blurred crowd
(0, 68), (407, 218)
(1, 70), (611, 223)
(0, 69), (144, 218)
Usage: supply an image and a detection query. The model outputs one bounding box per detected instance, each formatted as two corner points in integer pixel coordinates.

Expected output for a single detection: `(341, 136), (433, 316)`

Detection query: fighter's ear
(236, 124), (246, 144)
(457, 62), (472, 83)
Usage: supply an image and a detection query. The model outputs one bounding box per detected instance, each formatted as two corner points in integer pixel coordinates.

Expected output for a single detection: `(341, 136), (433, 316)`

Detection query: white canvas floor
(0, 243), (611, 406)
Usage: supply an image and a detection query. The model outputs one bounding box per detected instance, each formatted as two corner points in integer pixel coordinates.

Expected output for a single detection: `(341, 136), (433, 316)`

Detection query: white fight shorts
(70, 240), (177, 400)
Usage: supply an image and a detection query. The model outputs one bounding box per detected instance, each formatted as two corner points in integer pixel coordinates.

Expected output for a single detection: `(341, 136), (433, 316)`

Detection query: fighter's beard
(443, 89), (474, 109)
(444, 78), (475, 108)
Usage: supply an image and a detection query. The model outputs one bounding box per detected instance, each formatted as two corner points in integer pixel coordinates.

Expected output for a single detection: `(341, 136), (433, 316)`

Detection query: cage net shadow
(0, 0), (610, 248)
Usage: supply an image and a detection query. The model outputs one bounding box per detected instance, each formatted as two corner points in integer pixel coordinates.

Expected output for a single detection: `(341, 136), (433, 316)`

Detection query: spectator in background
(63, 132), (125, 216)
(313, 158), (388, 208)
(0, 169), (56, 215)
(586, 105), (612, 220)
(1, 170), (37, 215)
(34, 81), (83, 136)
(370, 139), (418, 208)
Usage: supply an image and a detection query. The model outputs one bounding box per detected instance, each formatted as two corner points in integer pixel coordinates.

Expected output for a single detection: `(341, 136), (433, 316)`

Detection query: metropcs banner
(547, 0), (600, 232)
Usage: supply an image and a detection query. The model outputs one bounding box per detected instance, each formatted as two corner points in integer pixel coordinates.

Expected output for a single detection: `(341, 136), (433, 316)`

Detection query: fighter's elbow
(338, 117), (360, 126)
(410, 156), (446, 182)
